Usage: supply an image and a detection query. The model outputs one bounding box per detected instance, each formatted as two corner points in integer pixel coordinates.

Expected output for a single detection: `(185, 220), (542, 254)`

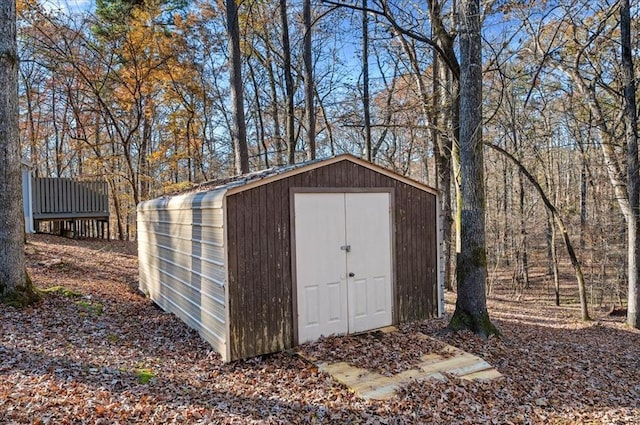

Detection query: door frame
(290, 187), (396, 345)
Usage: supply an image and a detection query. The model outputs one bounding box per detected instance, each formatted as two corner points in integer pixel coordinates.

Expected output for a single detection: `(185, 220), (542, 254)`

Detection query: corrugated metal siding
(226, 160), (438, 360)
(137, 190), (228, 360)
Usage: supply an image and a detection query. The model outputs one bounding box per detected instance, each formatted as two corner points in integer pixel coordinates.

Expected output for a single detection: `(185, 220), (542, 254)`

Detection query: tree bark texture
(0, 0), (39, 306)
(362, 0), (372, 162)
(448, 0), (498, 337)
(433, 54), (454, 291)
(265, 48), (283, 165)
(621, 0), (640, 328)
(547, 212), (561, 306)
(226, 0), (249, 174)
(280, 0), (296, 164)
(303, 0), (315, 160)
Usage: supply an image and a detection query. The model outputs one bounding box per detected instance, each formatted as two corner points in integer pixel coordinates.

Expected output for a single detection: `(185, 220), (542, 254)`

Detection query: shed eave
(137, 187), (229, 211)
(224, 154), (439, 196)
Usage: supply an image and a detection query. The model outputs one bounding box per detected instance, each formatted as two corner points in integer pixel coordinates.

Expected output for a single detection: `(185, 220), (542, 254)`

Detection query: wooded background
(16, 0), (637, 309)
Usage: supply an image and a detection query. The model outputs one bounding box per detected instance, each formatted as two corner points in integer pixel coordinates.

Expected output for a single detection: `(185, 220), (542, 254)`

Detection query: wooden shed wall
(226, 160), (438, 360)
(138, 193), (229, 359)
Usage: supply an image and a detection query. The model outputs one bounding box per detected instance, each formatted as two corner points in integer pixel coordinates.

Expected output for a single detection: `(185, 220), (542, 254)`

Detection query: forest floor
(1, 234), (639, 424)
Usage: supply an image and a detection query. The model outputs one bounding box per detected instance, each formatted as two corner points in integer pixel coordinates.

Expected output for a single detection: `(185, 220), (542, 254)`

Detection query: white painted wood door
(295, 192), (392, 344)
(345, 193), (393, 333)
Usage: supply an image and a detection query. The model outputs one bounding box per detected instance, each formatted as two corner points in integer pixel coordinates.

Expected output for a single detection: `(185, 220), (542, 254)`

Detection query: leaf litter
(1, 234), (639, 424)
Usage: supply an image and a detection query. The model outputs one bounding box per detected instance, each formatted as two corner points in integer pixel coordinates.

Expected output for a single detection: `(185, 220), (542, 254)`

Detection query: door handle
(348, 272), (355, 277)
(340, 245), (351, 252)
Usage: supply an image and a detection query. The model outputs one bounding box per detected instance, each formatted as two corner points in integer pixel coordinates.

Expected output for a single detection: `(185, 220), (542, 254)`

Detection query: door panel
(302, 285), (320, 326)
(327, 281), (343, 322)
(295, 193), (348, 343)
(345, 193), (393, 333)
(352, 277), (368, 319)
(295, 192), (393, 343)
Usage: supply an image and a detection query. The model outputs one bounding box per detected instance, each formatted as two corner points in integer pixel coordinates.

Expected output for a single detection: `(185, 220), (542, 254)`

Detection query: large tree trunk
(280, 0), (296, 164)
(0, 0), (39, 306)
(433, 53), (454, 291)
(248, 60), (269, 168)
(395, 32), (454, 290)
(362, 0), (371, 161)
(265, 48), (283, 165)
(303, 0), (315, 160)
(621, 0), (640, 328)
(226, 0), (249, 174)
(448, 0), (498, 337)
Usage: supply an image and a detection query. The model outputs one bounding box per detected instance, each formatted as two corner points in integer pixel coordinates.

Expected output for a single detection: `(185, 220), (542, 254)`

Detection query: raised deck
(30, 178), (110, 239)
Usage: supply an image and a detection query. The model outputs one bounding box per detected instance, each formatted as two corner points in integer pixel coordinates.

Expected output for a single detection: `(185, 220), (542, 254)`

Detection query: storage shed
(138, 154), (444, 362)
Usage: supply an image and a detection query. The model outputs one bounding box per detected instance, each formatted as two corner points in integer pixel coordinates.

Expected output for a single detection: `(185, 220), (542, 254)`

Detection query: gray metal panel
(139, 221), (225, 246)
(137, 188), (229, 360)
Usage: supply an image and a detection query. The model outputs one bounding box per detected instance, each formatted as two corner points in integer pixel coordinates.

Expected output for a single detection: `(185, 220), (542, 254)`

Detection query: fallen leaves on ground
(1, 234), (639, 424)
(300, 328), (453, 376)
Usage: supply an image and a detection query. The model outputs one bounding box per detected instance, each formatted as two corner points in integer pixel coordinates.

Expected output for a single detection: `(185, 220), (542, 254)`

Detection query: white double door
(295, 192), (393, 344)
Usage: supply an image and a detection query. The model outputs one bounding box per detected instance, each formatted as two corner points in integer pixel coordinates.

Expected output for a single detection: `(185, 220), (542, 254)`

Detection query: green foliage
(76, 300), (104, 316)
(92, 0), (138, 38)
(39, 285), (82, 298)
(135, 368), (155, 384)
(92, 0), (187, 39)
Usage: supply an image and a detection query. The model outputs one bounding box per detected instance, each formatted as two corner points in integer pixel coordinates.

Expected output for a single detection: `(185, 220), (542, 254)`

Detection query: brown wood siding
(226, 160), (438, 360)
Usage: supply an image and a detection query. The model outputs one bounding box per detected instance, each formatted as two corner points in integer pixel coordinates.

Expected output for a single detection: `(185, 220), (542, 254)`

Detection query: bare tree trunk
(280, 0), (296, 164)
(451, 89), (462, 259)
(303, 0), (315, 160)
(248, 59), (269, 168)
(502, 159), (511, 266)
(448, 0), (498, 337)
(0, 0), (39, 306)
(433, 55), (453, 291)
(140, 98), (151, 200)
(108, 177), (125, 241)
(362, 0), (371, 161)
(621, 0), (640, 328)
(21, 70), (39, 176)
(315, 86), (335, 156)
(580, 158), (587, 250)
(266, 48), (283, 165)
(518, 172), (530, 288)
(226, 0), (249, 174)
(547, 211), (561, 305)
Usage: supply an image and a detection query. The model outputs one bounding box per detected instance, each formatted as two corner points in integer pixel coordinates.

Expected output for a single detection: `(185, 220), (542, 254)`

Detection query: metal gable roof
(217, 154), (439, 196)
(140, 154), (439, 211)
